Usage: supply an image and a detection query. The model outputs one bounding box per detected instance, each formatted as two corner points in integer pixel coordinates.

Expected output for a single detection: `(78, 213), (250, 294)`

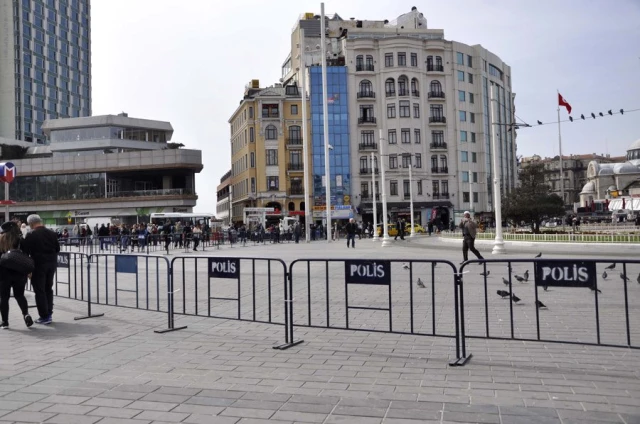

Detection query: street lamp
(394, 144), (416, 238)
(297, 28), (312, 243)
(320, 3), (332, 243)
(371, 151), (379, 241)
(490, 83), (506, 254)
(378, 129), (392, 247)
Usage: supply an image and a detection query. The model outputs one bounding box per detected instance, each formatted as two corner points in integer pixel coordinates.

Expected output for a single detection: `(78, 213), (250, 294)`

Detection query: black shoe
(0, 322), (8, 330)
(24, 314), (33, 328)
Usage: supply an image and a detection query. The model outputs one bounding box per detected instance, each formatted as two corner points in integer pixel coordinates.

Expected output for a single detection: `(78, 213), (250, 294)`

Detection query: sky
(90, 0), (640, 214)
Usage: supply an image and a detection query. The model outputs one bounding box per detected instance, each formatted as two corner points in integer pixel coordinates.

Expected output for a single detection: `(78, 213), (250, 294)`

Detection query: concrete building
(216, 169), (232, 225)
(280, 7), (517, 227)
(0, 113), (203, 226)
(228, 80), (310, 226)
(520, 153), (624, 206)
(0, 0), (92, 143)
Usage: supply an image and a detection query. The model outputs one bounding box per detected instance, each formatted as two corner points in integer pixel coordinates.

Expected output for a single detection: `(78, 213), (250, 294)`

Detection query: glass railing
(106, 188), (194, 198)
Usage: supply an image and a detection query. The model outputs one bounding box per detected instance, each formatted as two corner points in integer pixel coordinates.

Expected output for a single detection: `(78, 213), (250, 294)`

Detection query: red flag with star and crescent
(558, 93), (572, 115)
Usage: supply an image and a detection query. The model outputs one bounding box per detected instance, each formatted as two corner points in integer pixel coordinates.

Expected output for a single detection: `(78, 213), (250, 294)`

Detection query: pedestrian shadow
(15, 320), (110, 340)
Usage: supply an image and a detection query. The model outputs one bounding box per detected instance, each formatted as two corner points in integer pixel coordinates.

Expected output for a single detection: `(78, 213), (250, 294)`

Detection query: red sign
(288, 211), (305, 216)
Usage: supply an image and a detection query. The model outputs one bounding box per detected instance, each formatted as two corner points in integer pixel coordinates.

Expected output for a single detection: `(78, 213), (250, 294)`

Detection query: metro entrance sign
(0, 162), (17, 221)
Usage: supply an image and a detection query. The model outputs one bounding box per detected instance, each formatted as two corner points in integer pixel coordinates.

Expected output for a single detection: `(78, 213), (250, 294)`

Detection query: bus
(150, 212), (216, 228)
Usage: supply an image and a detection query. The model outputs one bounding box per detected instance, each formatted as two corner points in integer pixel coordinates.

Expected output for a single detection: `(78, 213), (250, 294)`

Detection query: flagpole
(557, 89), (565, 225)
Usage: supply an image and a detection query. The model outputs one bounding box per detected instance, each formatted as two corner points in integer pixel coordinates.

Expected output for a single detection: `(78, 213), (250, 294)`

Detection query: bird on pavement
(497, 290), (510, 298)
(589, 285), (602, 294)
(602, 271), (608, 280)
(536, 300), (547, 309)
(543, 285), (548, 292)
(480, 270), (490, 277)
(502, 277), (510, 286)
(403, 264), (410, 270)
(417, 278), (426, 288)
(514, 274), (526, 283)
(605, 263), (616, 270)
(523, 270), (529, 281)
(620, 273), (631, 283)
(535, 252), (542, 258)
(511, 294), (521, 303)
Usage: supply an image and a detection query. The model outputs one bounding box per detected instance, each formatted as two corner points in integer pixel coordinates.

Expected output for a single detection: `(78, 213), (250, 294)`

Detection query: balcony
(289, 187), (304, 196)
(404, 193), (411, 200)
(286, 138), (303, 148)
(358, 116), (377, 125)
(287, 163), (304, 172)
(356, 64), (375, 72)
(429, 116), (447, 125)
(431, 166), (449, 174)
(359, 168), (379, 175)
(361, 193), (380, 201)
(432, 193), (441, 200)
(105, 188), (195, 199)
(398, 89), (409, 97)
(357, 91), (376, 99)
(385, 90), (396, 98)
(428, 91), (445, 100)
(411, 89), (420, 97)
(430, 142), (448, 150)
(261, 112), (279, 119)
(427, 64), (445, 73)
(358, 142), (378, 151)
(441, 192), (450, 199)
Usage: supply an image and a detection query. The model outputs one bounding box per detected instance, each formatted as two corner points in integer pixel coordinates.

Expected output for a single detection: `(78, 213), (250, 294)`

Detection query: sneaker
(24, 314), (33, 328)
(0, 322), (8, 330)
(35, 316), (52, 325)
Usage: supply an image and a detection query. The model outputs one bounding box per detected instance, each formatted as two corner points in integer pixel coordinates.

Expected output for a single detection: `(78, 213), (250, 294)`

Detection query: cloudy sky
(91, 0), (640, 214)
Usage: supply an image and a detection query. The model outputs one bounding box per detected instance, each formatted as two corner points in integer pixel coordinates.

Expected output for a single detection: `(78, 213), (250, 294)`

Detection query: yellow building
(228, 80), (311, 226)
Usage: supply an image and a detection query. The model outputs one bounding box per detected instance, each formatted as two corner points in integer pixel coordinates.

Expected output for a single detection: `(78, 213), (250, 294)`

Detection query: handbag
(0, 249), (35, 275)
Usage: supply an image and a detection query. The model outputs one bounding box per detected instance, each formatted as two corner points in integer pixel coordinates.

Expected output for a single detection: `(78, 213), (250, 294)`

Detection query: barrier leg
(450, 271), (472, 366)
(155, 272), (187, 334)
(75, 259), (104, 320)
(273, 270), (303, 350)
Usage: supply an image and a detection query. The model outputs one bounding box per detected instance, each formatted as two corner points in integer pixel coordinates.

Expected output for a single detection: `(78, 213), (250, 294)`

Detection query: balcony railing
(428, 91), (445, 99)
(359, 168), (379, 175)
(429, 116), (447, 124)
(287, 163), (304, 171)
(357, 91), (376, 99)
(432, 193), (441, 200)
(411, 89), (420, 97)
(358, 142), (378, 151)
(404, 193), (411, 200)
(398, 89), (409, 97)
(106, 188), (194, 198)
(261, 112), (280, 119)
(385, 90), (396, 97)
(290, 187), (304, 195)
(430, 142), (448, 150)
(427, 64), (444, 72)
(358, 116), (377, 125)
(356, 64), (374, 72)
(431, 166), (449, 174)
(286, 137), (303, 146)
(441, 192), (450, 199)
(361, 193), (380, 201)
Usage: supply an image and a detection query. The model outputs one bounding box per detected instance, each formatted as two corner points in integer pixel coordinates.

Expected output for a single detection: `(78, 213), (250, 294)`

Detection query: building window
(472, 172), (478, 183)
(250, 127), (254, 142)
(414, 129), (421, 144)
(472, 152), (477, 163)
(469, 93), (475, 104)
(385, 53), (394, 67)
(398, 52), (406, 66)
(265, 125), (278, 140)
(250, 152), (255, 167)
(457, 71), (465, 82)
(411, 78), (419, 96)
(267, 176), (279, 190)
(403, 180), (410, 197)
(360, 105), (374, 120)
(385, 78), (396, 96)
(387, 103), (396, 118)
(473, 192), (478, 202)
(398, 76), (408, 95)
(389, 155), (398, 169)
(442, 180), (449, 195)
(467, 55), (473, 67)
(390, 180), (398, 196)
(429, 80), (442, 94)
(291, 104), (298, 115)
(402, 154), (411, 168)
(262, 104), (279, 118)
(415, 153), (422, 168)
(289, 150), (302, 167)
(440, 155), (448, 170)
(468, 73), (474, 84)
(458, 90), (466, 102)
(366, 55), (374, 69)
(463, 192), (470, 203)
(361, 130), (374, 145)
(361, 182), (369, 196)
(410, 53), (418, 67)
(461, 131), (467, 142)
(432, 131), (444, 145)
(417, 180), (423, 195)
(430, 104), (443, 118)
(456, 52), (464, 65)
(461, 151), (468, 162)
(399, 100), (410, 117)
(251, 177), (256, 193)
(249, 107), (253, 118)
(471, 132), (476, 143)
(266, 149), (278, 165)
(413, 103), (420, 118)
(401, 128), (411, 144)
(459, 111), (467, 122)
(432, 180), (439, 196)
(388, 129), (397, 144)
(289, 125), (301, 141)
(360, 156), (368, 171)
(359, 79), (373, 95)
(356, 55), (363, 69)
(462, 171), (469, 182)
(470, 113), (475, 123)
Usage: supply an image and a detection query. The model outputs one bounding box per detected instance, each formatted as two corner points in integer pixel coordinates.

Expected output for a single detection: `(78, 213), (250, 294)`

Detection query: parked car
(405, 223), (426, 234)
(376, 223), (398, 237)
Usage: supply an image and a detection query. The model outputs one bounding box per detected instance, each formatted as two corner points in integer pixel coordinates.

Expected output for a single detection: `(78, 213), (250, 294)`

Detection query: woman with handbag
(0, 221), (35, 329)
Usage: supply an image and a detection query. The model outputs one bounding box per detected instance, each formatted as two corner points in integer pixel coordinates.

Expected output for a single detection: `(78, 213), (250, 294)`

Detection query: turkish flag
(558, 93), (572, 115)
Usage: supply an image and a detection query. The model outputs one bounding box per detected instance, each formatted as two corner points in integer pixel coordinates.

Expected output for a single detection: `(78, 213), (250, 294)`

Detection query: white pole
(490, 84), (506, 254)
(4, 181), (8, 222)
(470, 181), (473, 213)
(379, 129), (392, 247)
(409, 162), (415, 237)
(299, 28), (311, 243)
(320, 3), (331, 242)
(557, 93), (566, 231)
(371, 151), (378, 241)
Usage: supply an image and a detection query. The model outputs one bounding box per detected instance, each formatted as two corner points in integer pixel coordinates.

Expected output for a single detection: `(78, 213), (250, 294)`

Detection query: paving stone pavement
(1, 237), (639, 423)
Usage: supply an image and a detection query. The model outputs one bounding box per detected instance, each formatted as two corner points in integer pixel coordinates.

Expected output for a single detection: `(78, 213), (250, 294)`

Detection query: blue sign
(345, 260), (391, 285)
(0, 162), (16, 183)
(115, 256), (138, 274)
(208, 257), (240, 279)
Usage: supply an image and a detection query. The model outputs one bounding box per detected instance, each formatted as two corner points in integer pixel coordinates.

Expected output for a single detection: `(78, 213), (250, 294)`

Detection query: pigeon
(523, 270), (529, 281)
(602, 271), (608, 280)
(514, 275), (526, 283)
(502, 278), (510, 286)
(535, 252), (542, 258)
(497, 290), (510, 298)
(417, 278), (426, 288)
(620, 273), (631, 283)
(537, 120), (543, 125)
(480, 270), (490, 277)
(511, 294), (521, 303)
(589, 285), (602, 294)
(637, 273), (640, 284)
(543, 285), (548, 292)
(536, 300), (547, 309)
(605, 263), (616, 270)
(403, 264), (410, 270)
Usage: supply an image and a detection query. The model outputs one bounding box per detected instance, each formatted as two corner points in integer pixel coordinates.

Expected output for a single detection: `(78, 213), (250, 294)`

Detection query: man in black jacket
(345, 218), (357, 248)
(21, 214), (60, 325)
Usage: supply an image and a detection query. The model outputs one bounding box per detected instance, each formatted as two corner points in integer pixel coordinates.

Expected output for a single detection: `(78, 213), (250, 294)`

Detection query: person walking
(21, 214), (60, 325)
(192, 224), (202, 251)
(345, 218), (357, 248)
(293, 222), (301, 243)
(427, 220), (434, 236)
(0, 222), (35, 330)
(459, 211), (483, 264)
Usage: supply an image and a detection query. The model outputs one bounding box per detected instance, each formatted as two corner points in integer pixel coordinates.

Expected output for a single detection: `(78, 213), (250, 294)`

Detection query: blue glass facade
(309, 66), (351, 213)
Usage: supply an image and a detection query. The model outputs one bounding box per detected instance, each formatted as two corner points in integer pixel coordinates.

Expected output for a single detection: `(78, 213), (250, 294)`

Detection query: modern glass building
(309, 65), (352, 223)
(0, 0), (92, 144)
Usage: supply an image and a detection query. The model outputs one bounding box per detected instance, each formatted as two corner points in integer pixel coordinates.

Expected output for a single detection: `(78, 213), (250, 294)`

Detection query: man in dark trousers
(22, 214), (60, 325)
(345, 218), (357, 248)
(459, 211), (483, 264)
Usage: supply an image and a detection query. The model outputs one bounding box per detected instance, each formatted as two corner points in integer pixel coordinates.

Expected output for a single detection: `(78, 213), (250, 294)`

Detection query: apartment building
(216, 169), (232, 225)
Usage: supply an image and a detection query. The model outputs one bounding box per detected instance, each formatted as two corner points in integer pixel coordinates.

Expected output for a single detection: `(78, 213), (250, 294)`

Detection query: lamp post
(490, 83), (506, 254)
(378, 129), (392, 247)
(371, 151), (379, 241)
(394, 145), (416, 238)
(320, 3), (332, 242)
(298, 28), (311, 243)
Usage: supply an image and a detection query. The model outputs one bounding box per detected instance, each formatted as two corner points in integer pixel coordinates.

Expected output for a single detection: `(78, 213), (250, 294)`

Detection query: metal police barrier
(288, 259), (467, 365)
(60, 237), (95, 254)
(459, 258), (640, 357)
(170, 256), (299, 349)
(54, 251), (89, 301)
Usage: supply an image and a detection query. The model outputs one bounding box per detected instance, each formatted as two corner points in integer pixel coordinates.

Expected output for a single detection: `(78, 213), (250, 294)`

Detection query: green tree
(502, 162), (564, 233)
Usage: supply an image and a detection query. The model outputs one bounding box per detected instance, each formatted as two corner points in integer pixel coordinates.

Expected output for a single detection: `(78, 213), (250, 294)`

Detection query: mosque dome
(613, 162), (639, 174)
(580, 181), (596, 194)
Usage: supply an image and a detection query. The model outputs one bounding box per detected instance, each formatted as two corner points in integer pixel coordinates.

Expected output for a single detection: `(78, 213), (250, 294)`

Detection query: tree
(502, 163), (565, 233)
